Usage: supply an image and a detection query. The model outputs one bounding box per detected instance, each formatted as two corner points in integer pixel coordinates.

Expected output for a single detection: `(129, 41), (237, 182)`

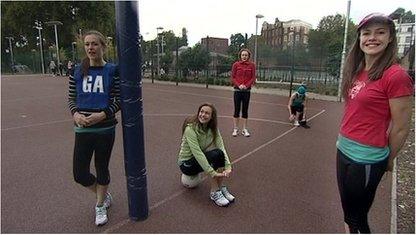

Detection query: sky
(138, 0), (415, 46)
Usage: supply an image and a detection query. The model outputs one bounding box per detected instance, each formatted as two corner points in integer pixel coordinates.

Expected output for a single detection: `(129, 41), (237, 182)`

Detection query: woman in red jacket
(231, 48), (256, 137)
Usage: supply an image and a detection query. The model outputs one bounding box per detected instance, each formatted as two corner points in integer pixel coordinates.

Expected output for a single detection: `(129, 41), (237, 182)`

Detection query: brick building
(261, 18), (312, 49)
(200, 37), (229, 55)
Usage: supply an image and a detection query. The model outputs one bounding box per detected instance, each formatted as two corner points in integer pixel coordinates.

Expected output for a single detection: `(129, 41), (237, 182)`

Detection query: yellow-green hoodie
(177, 123), (231, 177)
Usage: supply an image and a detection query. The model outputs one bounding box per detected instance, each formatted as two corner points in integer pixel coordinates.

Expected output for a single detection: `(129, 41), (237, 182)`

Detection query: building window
(405, 36), (411, 43)
(407, 27), (413, 32)
(295, 35), (300, 42)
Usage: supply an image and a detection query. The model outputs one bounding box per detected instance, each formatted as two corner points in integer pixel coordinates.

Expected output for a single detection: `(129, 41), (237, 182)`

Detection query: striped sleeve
(67, 73), (77, 115)
(103, 74), (121, 118)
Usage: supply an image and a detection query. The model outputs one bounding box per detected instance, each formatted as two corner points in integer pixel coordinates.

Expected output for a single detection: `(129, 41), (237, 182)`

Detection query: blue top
(336, 134), (390, 164)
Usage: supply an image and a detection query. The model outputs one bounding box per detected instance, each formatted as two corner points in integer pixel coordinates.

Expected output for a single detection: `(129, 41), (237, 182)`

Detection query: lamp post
(254, 14), (264, 69)
(34, 20), (45, 74)
(71, 42), (77, 62)
(289, 36), (296, 97)
(156, 27), (163, 77)
(337, 0), (351, 102)
(107, 37), (113, 62)
(5, 36), (14, 73)
(46, 21), (63, 75)
(31, 49), (37, 72)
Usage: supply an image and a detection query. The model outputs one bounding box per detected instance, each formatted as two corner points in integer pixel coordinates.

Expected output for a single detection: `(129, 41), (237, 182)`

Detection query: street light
(71, 42), (77, 62)
(156, 26), (163, 77)
(31, 49), (37, 72)
(46, 21), (63, 75)
(289, 36), (296, 97)
(254, 14), (264, 69)
(337, 0), (351, 102)
(107, 36), (116, 62)
(4, 36), (14, 73)
(34, 20), (45, 74)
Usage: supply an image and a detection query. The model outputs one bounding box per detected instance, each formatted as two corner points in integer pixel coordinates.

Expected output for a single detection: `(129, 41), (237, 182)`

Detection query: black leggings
(179, 149), (225, 176)
(336, 149), (388, 233)
(73, 131), (115, 187)
(233, 90), (251, 119)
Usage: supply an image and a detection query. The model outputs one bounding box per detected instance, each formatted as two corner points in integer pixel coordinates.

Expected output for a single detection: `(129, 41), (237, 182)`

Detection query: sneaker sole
(227, 198), (235, 203)
(210, 197), (230, 207)
(212, 200), (229, 207)
(95, 219), (108, 226)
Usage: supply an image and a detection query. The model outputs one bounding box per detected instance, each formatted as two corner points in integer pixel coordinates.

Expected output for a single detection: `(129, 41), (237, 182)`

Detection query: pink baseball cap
(357, 13), (394, 30)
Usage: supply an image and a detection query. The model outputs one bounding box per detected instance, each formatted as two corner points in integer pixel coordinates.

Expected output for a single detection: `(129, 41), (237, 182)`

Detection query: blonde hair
(81, 30), (108, 77)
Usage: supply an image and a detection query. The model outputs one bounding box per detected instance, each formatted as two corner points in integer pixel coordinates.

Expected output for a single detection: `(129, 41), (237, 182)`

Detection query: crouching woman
(177, 103), (235, 207)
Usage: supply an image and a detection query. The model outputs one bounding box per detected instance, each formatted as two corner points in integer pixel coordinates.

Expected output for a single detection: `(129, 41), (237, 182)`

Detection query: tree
(228, 33), (247, 61)
(178, 43), (211, 77)
(390, 8), (415, 23)
(308, 14), (356, 76)
(1, 1), (116, 63)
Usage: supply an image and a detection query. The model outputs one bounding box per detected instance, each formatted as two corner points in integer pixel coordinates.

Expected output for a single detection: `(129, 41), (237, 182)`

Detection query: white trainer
(232, 128), (239, 137)
(103, 192), (112, 209)
(242, 129), (250, 137)
(95, 205), (108, 226)
(210, 190), (230, 207)
(294, 120), (300, 127)
(220, 186), (235, 202)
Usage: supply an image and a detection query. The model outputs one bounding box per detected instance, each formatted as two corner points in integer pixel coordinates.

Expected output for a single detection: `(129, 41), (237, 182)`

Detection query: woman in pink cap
(336, 13), (413, 233)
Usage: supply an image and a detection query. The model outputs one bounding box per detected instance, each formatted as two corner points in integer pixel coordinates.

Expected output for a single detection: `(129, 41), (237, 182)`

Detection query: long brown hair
(81, 30), (107, 77)
(238, 48), (252, 60)
(182, 103), (218, 144)
(341, 15), (397, 99)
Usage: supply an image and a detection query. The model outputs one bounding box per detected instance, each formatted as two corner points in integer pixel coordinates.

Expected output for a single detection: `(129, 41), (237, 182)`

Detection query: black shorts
(290, 105), (304, 115)
(179, 149), (225, 176)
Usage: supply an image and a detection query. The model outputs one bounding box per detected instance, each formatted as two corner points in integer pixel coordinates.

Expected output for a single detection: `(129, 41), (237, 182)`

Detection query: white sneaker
(220, 186), (235, 202)
(242, 129), (250, 137)
(95, 205), (108, 226)
(232, 128), (239, 137)
(294, 121), (300, 127)
(210, 190), (230, 207)
(103, 192), (112, 209)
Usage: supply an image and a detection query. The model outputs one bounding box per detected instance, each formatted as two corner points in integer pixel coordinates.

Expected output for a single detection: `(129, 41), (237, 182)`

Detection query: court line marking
(103, 109), (326, 233)
(146, 87), (322, 111)
(1, 114), (293, 131)
(390, 158), (397, 233)
(2, 95), (66, 103)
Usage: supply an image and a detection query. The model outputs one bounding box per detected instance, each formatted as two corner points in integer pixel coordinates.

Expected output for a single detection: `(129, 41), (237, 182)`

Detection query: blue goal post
(115, 1), (149, 221)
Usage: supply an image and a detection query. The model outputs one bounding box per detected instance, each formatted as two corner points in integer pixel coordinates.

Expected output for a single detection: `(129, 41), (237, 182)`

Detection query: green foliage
(178, 43), (211, 76)
(390, 8), (415, 23)
(228, 33), (247, 60)
(308, 14), (356, 77)
(1, 1), (116, 65)
(141, 30), (187, 69)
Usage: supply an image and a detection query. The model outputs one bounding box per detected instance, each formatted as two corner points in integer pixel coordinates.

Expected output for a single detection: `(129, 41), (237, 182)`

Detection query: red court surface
(1, 74), (392, 233)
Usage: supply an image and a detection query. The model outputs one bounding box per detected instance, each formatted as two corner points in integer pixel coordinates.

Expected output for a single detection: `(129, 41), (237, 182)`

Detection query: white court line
(1, 119), (74, 131)
(390, 158), (397, 233)
(103, 109), (326, 233)
(2, 95), (65, 103)
(146, 87), (322, 110)
(2, 114), (292, 131)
